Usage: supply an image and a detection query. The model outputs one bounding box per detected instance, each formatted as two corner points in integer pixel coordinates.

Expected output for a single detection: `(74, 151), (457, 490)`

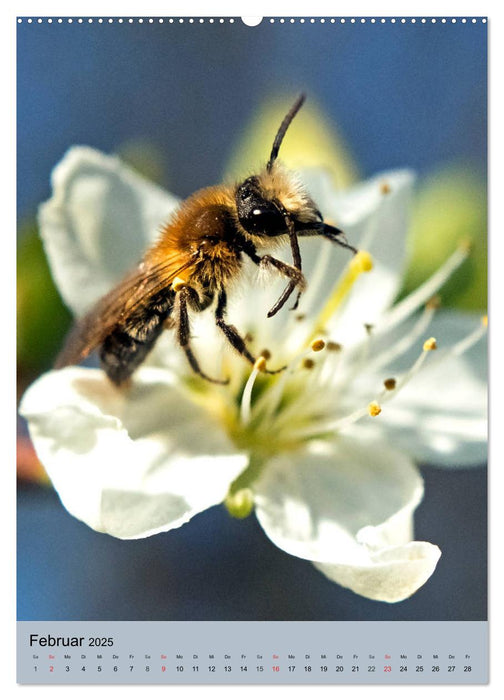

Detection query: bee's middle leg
(176, 286), (228, 385)
(215, 289), (256, 365)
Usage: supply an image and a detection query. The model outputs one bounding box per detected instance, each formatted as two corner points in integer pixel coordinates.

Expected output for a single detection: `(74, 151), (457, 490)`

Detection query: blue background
(17, 18), (486, 212)
(17, 17), (487, 621)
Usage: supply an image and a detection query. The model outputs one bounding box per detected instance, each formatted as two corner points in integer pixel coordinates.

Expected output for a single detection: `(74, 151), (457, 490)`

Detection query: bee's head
(235, 94), (322, 238)
(235, 175), (287, 236)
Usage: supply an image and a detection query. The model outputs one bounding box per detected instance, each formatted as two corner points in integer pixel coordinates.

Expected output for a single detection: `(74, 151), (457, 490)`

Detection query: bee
(55, 94), (356, 385)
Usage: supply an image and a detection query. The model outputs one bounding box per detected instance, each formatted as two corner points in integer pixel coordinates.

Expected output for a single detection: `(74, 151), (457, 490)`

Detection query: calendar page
(16, 11), (488, 685)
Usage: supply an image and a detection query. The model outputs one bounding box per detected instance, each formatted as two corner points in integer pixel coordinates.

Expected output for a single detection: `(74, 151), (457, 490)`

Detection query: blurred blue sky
(17, 17), (487, 622)
(17, 19), (486, 215)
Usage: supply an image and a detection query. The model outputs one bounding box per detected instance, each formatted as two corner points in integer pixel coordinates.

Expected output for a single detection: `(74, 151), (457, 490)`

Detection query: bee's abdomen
(99, 290), (174, 385)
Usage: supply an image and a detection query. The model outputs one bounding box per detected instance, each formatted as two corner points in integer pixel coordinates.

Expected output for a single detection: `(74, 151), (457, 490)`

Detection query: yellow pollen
(172, 276), (187, 292)
(482, 315), (488, 327)
(303, 358), (315, 370)
(423, 337), (437, 351)
(380, 181), (391, 195)
(426, 295), (441, 310)
(311, 250), (374, 336)
(254, 356), (267, 372)
(383, 378), (397, 391)
(368, 401), (382, 417)
(311, 339), (326, 352)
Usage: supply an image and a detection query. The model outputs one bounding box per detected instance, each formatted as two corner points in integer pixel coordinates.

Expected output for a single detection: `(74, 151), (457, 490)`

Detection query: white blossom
(20, 147), (487, 603)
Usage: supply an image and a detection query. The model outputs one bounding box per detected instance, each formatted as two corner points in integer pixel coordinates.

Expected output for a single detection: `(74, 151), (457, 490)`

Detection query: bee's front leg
(237, 234), (306, 318)
(259, 254), (306, 317)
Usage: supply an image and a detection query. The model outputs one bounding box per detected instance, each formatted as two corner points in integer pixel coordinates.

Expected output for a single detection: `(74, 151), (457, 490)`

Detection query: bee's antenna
(266, 93), (306, 172)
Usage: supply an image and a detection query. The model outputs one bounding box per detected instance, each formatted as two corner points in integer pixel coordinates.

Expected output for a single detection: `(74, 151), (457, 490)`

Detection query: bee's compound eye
(242, 203), (286, 235)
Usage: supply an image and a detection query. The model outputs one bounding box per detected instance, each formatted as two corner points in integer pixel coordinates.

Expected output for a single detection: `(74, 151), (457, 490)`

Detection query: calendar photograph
(16, 12), (488, 684)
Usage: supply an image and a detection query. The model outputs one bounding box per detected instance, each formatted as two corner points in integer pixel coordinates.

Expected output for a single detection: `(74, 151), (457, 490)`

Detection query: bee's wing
(55, 255), (197, 369)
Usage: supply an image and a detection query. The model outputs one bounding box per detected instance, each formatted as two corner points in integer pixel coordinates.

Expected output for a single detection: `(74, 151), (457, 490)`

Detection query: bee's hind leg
(176, 286), (229, 385)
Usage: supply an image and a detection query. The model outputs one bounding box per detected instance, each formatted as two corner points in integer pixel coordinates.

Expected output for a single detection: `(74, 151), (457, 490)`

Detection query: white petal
(20, 367), (248, 539)
(298, 169), (415, 343)
(254, 436), (439, 601)
(363, 311), (487, 467)
(38, 146), (180, 316)
(314, 542), (441, 603)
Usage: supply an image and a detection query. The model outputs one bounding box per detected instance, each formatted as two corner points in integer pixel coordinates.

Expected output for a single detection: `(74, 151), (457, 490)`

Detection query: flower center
(220, 238), (485, 519)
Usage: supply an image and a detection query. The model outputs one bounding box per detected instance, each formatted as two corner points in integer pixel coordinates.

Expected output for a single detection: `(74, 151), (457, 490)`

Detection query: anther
(303, 358), (315, 370)
(458, 237), (473, 254)
(295, 313), (306, 322)
(244, 332), (254, 343)
(368, 401), (382, 417)
(368, 401), (381, 418)
(383, 378), (397, 391)
(482, 315), (488, 327)
(380, 181), (391, 195)
(364, 323), (374, 335)
(311, 339), (326, 352)
(351, 250), (374, 273)
(426, 295), (441, 310)
(259, 348), (272, 360)
(172, 277), (187, 292)
(423, 337), (437, 351)
(327, 341), (342, 352)
(254, 356), (267, 372)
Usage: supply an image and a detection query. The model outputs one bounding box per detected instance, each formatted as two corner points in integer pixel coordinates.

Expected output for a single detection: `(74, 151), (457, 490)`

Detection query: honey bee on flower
(20, 103), (486, 603)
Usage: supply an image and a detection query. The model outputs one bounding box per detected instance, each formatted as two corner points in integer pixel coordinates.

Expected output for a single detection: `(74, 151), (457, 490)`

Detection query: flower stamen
(259, 340), (327, 420)
(384, 336), (437, 397)
(378, 242), (470, 335)
(310, 250), (374, 340)
(449, 316), (487, 357)
(366, 298), (439, 373)
(298, 336), (439, 438)
(240, 356), (266, 424)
